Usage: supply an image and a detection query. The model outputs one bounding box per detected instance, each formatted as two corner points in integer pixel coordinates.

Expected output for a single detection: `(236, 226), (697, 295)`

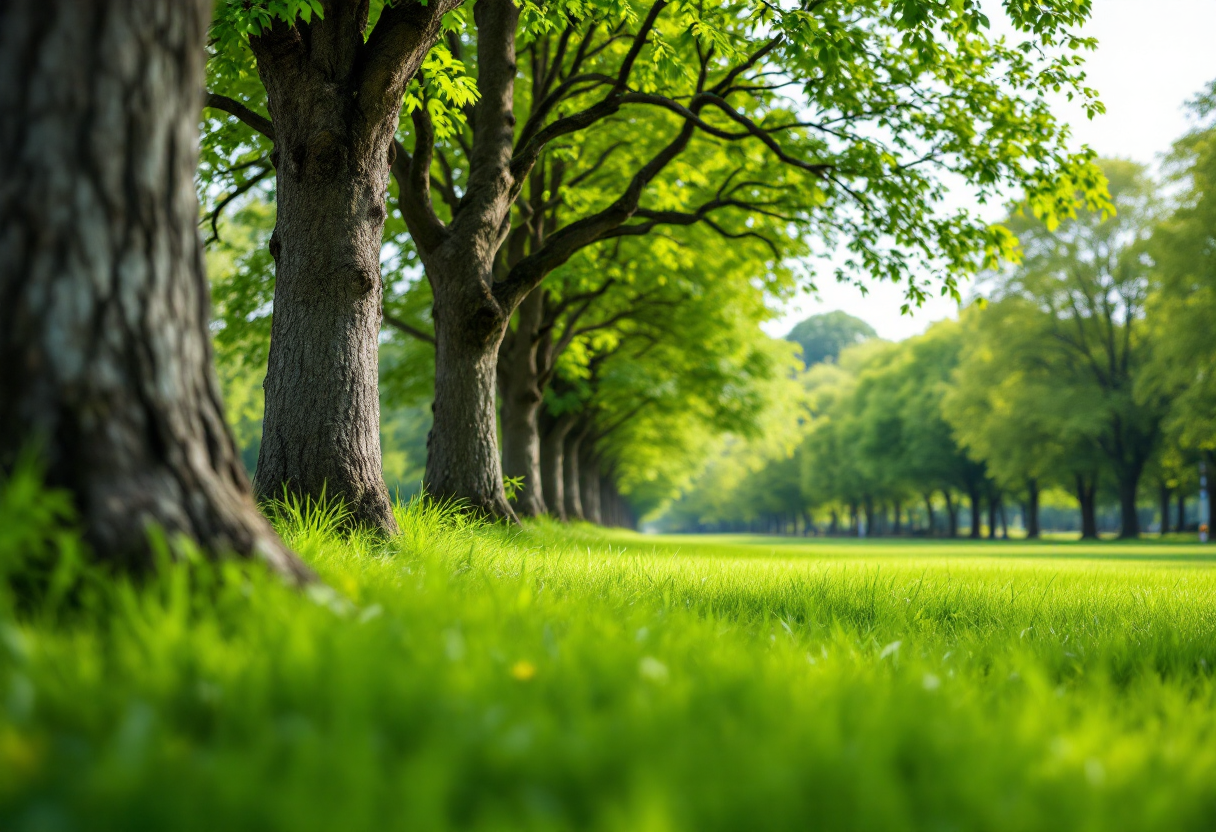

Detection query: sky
(767, 0), (1216, 342)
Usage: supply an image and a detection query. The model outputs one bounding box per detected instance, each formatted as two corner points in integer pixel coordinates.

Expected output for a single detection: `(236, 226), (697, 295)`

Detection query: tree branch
(383, 311), (436, 344)
(356, 0), (466, 131)
(203, 165), (272, 245)
(495, 110), (700, 310)
(204, 93), (275, 140)
(396, 103), (449, 252)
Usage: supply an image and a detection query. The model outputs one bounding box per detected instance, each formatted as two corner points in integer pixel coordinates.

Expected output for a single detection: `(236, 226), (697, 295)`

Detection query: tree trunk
(426, 279), (513, 518)
(563, 422), (589, 521)
(1158, 483), (1172, 536)
(0, 0), (309, 581)
(539, 410), (575, 521)
(247, 6), (454, 534)
(986, 490), (999, 540)
(943, 490), (959, 539)
(923, 492), (936, 536)
(1025, 478), (1040, 539)
(254, 182), (395, 528)
(405, 0), (520, 520)
(497, 288), (547, 516)
(1116, 466), (1143, 539)
(1076, 473), (1098, 540)
(829, 509), (839, 536)
(1207, 452), (1216, 542)
(968, 487), (982, 539)
(601, 475), (621, 527)
(581, 449), (602, 525)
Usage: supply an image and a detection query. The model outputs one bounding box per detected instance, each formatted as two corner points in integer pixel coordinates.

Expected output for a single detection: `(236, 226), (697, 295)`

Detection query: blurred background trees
(657, 125), (1216, 537)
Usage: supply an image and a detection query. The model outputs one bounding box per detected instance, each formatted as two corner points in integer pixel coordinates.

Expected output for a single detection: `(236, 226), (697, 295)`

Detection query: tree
(546, 254), (801, 525)
(0, 0), (310, 581)
(943, 304), (1099, 539)
(862, 322), (989, 538)
(785, 311), (876, 368)
(634, 344), (809, 532)
(992, 160), (1166, 538)
(1148, 81), (1216, 532)
(204, 0), (467, 531)
(496, 220), (797, 517)
(797, 342), (892, 535)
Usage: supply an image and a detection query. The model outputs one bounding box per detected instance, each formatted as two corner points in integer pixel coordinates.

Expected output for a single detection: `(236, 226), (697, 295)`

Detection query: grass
(3, 475), (1216, 830)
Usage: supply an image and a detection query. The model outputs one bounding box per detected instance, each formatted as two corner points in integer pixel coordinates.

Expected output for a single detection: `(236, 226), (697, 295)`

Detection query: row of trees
(200, 0), (1106, 532)
(0, 0), (1124, 576)
(210, 199), (800, 529)
(663, 142), (1216, 539)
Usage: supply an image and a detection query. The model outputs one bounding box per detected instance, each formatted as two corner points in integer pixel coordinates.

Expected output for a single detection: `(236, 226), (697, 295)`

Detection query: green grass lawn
(4, 482), (1216, 830)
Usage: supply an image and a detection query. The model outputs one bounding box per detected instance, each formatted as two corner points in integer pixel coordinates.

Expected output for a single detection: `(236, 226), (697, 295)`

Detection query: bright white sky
(767, 0), (1216, 341)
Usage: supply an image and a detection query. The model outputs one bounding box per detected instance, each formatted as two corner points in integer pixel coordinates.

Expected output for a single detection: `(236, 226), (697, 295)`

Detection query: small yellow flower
(511, 660), (537, 681)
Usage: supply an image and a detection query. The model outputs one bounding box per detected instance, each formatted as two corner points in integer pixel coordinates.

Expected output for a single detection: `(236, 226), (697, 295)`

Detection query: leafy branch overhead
(204, 0), (1110, 311)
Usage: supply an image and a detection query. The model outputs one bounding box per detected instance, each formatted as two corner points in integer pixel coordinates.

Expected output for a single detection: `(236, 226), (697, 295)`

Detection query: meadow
(4, 473), (1216, 831)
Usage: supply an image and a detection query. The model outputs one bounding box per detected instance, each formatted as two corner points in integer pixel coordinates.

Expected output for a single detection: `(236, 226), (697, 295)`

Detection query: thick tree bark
(986, 490), (999, 540)
(0, 0), (309, 581)
(923, 492), (937, 537)
(497, 288), (547, 516)
(1158, 483), (1172, 536)
(1025, 478), (1040, 539)
(1075, 473), (1099, 540)
(241, 2), (460, 532)
(539, 410), (576, 521)
(427, 278), (513, 518)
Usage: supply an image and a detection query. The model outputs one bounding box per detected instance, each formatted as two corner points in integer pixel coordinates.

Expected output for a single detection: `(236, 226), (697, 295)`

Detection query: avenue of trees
(200, 0), (1107, 532)
(665, 141), (1216, 540)
(10, 0), (1190, 572)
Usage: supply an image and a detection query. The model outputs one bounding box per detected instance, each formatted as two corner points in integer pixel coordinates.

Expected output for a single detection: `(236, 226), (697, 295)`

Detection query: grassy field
(3, 478), (1216, 830)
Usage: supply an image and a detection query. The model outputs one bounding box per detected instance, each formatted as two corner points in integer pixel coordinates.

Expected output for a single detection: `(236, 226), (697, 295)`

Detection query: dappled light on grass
(3, 490), (1216, 829)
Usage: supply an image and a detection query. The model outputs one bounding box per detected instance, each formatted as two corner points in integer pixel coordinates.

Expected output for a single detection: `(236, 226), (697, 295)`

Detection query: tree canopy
(785, 311), (876, 368)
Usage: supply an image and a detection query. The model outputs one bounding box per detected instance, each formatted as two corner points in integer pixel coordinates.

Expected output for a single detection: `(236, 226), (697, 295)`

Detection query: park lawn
(3, 489), (1216, 830)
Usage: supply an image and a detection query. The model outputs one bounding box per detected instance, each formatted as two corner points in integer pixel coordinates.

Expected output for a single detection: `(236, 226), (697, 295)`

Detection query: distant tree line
(662, 129), (1216, 539)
